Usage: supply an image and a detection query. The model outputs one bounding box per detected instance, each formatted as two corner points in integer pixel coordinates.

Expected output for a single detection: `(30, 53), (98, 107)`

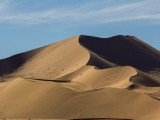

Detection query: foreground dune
(0, 35), (160, 119)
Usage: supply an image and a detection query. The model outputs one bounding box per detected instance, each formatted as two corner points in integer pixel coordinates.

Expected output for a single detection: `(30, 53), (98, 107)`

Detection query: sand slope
(0, 36), (90, 80)
(79, 35), (160, 71)
(0, 35), (160, 119)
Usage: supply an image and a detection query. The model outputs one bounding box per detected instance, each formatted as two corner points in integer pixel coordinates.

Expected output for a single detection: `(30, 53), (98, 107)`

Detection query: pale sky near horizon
(0, 0), (160, 59)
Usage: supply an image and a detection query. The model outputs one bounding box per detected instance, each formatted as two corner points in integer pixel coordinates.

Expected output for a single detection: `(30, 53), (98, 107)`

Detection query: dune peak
(0, 35), (160, 119)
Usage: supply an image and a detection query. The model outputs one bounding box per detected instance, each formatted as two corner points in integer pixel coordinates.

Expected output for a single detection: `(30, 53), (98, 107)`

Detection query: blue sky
(0, 0), (160, 59)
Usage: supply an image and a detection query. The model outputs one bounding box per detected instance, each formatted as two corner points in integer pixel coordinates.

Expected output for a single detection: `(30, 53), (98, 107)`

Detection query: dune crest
(0, 35), (160, 119)
(0, 36), (90, 80)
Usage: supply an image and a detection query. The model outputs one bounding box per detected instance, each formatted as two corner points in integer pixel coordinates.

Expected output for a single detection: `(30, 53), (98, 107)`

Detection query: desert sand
(0, 35), (160, 120)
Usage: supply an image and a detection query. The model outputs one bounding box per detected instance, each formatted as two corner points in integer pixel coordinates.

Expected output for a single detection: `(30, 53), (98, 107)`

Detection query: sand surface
(0, 35), (160, 120)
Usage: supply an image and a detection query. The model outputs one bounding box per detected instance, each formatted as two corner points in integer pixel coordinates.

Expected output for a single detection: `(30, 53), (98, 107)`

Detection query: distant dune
(0, 35), (160, 120)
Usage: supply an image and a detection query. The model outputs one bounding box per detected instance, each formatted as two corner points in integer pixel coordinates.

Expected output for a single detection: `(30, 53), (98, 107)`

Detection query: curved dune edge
(78, 35), (160, 96)
(57, 66), (137, 91)
(0, 66), (160, 119)
(0, 35), (160, 119)
(14, 36), (90, 80)
(0, 78), (160, 119)
(78, 35), (160, 71)
(0, 36), (91, 80)
(78, 36), (116, 69)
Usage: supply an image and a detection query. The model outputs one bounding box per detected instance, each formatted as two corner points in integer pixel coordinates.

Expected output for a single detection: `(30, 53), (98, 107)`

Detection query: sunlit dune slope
(0, 35), (160, 119)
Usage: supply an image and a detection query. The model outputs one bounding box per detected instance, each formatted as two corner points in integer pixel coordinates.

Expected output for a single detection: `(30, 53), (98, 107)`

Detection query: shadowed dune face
(79, 35), (160, 71)
(0, 35), (160, 119)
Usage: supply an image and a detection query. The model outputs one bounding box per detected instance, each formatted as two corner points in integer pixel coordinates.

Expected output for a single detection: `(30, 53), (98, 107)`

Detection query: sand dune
(0, 35), (160, 119)
(79, 35), (160, 71)
(0, 36), (90, 80)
